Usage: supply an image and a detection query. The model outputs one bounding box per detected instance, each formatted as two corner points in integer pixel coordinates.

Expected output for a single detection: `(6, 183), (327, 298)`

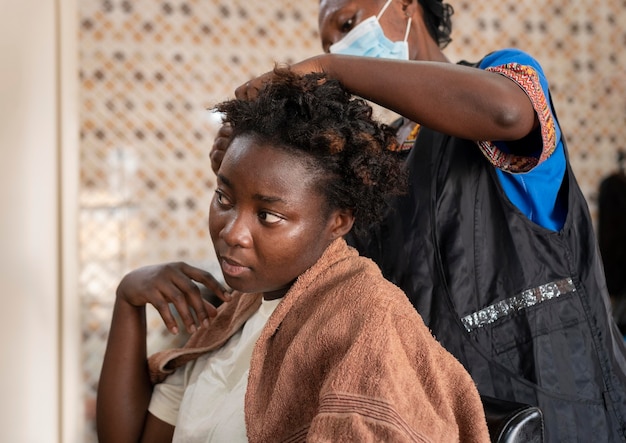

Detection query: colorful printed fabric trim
(388, 123), (421, 152)
(400, 123), (421, 151)
(476, 63), (557, 173)
(461, 277), (576, 332)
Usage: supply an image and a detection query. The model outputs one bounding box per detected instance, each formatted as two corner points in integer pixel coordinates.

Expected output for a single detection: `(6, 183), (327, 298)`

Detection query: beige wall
(1, 1), (624, 441)
(0, 0), (79, 441)
(76, 1), (626, 441)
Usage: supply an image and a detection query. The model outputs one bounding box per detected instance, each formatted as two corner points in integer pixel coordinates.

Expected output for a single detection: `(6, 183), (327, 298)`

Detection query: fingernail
(189, 324), (197, 334)
(171, 326), (179, 335)
(203, 319), (210, 328)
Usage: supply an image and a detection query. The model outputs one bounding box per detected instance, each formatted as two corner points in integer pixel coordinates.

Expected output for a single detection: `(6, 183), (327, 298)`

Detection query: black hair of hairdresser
(214, 68), (407, 236)
(418, 0), (454, 48)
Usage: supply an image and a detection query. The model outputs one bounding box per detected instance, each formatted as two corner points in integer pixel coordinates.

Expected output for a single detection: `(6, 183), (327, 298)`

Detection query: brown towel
(149, 238), (489, 442)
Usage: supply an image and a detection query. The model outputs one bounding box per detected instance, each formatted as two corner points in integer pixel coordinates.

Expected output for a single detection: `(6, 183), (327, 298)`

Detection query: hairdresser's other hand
(235, 55), (328, 100)
(116, 262), (232, 335)
(210, 123), (233, 174)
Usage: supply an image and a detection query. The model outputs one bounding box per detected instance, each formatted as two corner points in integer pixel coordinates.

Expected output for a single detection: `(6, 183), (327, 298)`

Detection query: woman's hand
(208, 56), (329, 174)
(210, 123), (233, 174)
(116, 262), (232, 335)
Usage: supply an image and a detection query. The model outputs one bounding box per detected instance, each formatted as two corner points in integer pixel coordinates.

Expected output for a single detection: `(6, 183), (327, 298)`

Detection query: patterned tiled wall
(78, 0), (626, 440)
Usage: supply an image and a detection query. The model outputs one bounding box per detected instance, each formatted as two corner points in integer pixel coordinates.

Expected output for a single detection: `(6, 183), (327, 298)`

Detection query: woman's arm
(238, 54), (538, 143)
(140, 413), (176, 443)
(96, 262), (231, 442)
(96, 295), (155, 442)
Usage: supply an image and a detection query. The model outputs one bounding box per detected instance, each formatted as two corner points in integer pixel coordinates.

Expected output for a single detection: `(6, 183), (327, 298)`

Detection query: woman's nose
(220, 212), (252, 248)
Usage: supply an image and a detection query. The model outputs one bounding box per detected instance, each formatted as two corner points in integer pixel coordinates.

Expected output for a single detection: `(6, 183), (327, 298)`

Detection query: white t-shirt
(149, 297), (281, 442)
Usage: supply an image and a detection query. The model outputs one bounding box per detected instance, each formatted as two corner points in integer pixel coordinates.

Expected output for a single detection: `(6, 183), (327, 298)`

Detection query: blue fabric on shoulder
(479, 49), (566, 231)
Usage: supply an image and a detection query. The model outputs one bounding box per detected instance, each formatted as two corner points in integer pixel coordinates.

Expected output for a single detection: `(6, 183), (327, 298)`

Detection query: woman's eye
(340, 17), (355, 33)
(215, 190), (232, 206)
(259, 212), (282, 224)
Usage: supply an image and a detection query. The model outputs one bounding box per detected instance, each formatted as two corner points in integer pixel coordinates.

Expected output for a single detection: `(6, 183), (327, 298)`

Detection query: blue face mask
(329, 0), (412, 60)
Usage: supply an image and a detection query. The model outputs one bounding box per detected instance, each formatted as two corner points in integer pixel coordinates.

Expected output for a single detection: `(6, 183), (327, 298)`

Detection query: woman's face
(209, 134), (353, 299)
(318, 0), (410, 53)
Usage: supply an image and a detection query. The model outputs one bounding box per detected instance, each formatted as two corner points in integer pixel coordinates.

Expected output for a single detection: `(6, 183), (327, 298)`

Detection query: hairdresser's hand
(288, 54), (328, 77)
(234, 55), (328, 100)
(210, 123), (233, 174)
(116, 262), (232, 335)
(234, 72), (272, 100)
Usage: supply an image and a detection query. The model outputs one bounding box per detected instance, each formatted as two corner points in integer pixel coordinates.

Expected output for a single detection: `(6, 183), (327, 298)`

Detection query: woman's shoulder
(295, 241), (420, 323)
(332, 253), (421, 317)
(478, 48), (545, 73)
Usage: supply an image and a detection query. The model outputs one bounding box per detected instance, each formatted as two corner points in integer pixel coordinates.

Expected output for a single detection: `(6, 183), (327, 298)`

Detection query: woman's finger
(210, 150), (224, 174)
(180, 262), (232, 304)
(234, 74), (270, 100)
(172, 276), (212, 330)
(150, 292), (181, 335)
(210, 124), (233, 174)
(234, 81), (250, 99)
(202, 299), (219, 318)
(218, 123), (232, 136)
(164, 283), (201, 335)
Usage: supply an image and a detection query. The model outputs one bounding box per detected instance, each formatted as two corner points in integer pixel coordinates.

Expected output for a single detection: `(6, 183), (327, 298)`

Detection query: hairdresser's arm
(238, 54), (537, 143)
(97, 263), (230, 442)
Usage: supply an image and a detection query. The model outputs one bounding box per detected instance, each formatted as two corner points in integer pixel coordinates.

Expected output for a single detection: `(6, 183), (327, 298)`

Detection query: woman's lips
(220, 256), (249, 277)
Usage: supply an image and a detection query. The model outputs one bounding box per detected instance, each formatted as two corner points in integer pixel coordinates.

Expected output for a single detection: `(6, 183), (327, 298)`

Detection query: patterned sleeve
(476, 49), (559, 173)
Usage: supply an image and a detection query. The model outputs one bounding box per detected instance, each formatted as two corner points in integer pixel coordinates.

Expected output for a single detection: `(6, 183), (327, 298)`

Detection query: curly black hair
(418, 0), (454, 49)
(213, 68), (407, 236)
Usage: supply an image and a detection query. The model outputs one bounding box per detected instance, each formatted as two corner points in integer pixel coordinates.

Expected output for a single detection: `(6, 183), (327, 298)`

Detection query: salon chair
(481, 395), (544, 443)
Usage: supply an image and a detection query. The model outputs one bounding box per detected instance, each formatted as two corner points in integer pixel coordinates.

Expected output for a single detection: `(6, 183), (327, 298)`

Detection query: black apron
(350, 121), (626, 442)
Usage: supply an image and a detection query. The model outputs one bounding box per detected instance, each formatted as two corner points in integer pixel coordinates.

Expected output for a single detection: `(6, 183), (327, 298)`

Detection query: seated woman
(96, 68), (490, 443)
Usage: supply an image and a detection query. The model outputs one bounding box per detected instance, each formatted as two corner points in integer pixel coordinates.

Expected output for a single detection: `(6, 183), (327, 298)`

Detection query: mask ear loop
(403, 17), (412, 42)
(376, 0), (394, 19)
(378, 0), (412, 42)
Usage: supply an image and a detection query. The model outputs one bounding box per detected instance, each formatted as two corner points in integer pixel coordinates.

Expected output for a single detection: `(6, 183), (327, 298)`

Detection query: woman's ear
(401, 0), (419, 18)
(328, 209), (355, 239)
